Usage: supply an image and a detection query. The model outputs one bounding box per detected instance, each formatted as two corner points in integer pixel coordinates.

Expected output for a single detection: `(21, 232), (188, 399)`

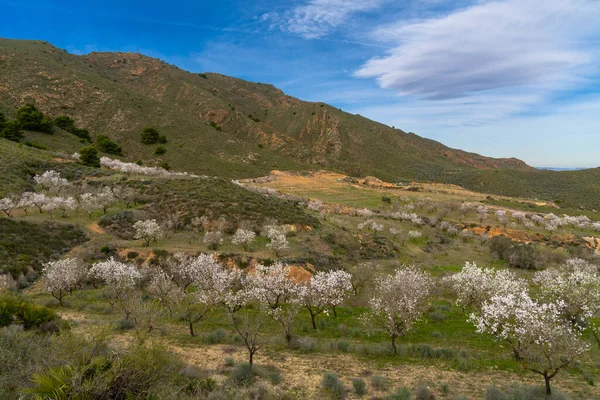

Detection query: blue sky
(2, 0), (600, 168)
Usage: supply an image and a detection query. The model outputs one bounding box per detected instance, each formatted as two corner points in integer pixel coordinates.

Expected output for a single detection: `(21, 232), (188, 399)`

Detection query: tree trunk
(544, 373), (552, 396)
(189, 320), (195, 336)
(391, 334), (397, 354)
(332, 306), (337, 318)
(249, 351), (254, 367)
(310, 312), (317, 330)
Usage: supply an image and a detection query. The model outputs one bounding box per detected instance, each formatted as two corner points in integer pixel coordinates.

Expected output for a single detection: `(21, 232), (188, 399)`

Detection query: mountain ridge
(0, 38), (532, 179)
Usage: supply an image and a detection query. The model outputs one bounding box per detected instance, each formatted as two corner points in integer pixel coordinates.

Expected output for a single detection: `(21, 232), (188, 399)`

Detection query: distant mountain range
(1, 38), (599, 209)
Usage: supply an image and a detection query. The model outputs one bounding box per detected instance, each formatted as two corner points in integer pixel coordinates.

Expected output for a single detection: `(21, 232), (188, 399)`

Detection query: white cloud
(357, 0), (600, 99)
(265, 0), (387, 39)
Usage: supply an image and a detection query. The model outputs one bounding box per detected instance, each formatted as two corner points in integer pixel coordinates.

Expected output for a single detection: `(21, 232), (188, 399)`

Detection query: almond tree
(34, 170), (69, 194)
(244, 262), (303, 344)
(266, 226), (288, 256)
(203, 230), (223, 250)
(0, 197), (15, 216)
(446, 262), (527, 312)
(158, 253), (229, 336)
(300, 270), (352, 329)
(90, 258), (142, 319)
(361, 266), (433, 353)
(470, 292), (589, 395)
(42, 258), (88, 306)
(232, 228), (256, 251)
(133, 219), (163, 246)
(534, 259), (600, 346)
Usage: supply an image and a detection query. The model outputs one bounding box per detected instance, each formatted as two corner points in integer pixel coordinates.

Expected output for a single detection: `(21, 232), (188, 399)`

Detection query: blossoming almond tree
(33, 170), (69, 194)
(90, 258), (142, 319)
(446, 262), (527, 311)
(534, 259), (600, 346)
(231, 228), (256, 251)
(266, 227), (288, 256)
(243, 262), (304, 344)
(300, 270), (352, 329)
(133, 219), (163, 246)
(42, 258), (88, 306)
(361, 266), (433, 353)
(470, 292), (589, 395)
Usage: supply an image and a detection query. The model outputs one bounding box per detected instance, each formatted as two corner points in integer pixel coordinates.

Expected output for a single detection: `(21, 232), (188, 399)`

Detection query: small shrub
(126, 251), (139, 259)
(79, 146), (100, 167)
(298, 337), (317, 353)
(414, 384), (435, 400)
(385, 387), (412, 400)
(96, 135), (122, 155)
(231, 362), (254, 386)
(371, 375), (389, 391)
(337, 340), (351, 353)
(352, 378), (367, 396)
(141, 127), (160, 144)
(322, 372), (345, 399)
(206, 328), (227, 344)
(154, 145), (166, 155)
(224, 356), (235, 367)
(116, 318), (135, 330)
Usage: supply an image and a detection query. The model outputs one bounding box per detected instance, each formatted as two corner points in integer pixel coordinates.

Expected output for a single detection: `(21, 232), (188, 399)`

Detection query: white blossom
(232, 228), (256, 251)
(299, 269), (352, 329)
(34, 170), (69, 193)
(42, 258), (88, 306)
(133, 219), (163, 246)
(362, 266), (433, 353)
(446, 262), (527, 311)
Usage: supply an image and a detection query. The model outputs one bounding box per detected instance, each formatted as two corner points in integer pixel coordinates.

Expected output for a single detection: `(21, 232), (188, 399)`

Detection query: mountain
(0, 39), (531, 177)
(1, 38), (598, 209)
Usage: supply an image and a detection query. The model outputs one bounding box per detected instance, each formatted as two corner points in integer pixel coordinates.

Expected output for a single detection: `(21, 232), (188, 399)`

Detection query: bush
(322, 373), (345, 399)
(488, 235), (539, 269)
(205, 328), (227, 344)
(485, 384), (570, 400)
(54, 116), (92, 142)
(79, 146), (100, 167)
(371, 375), (389, 391)
(126, 251), (139, 260)
(154, 146), (166, 155)
(0, 120), (23, 142)
(16, 104), (53, 133)
(231, 363), (254, 386)
(96, 135), (122, 155)
(352, 378), (367, 396)
(0, 294), (59, 330)
(385, 387), (412, 400)
(141, 127), (160, 144)
(209, 121), (222, 131)
(414, 384), (435, 400)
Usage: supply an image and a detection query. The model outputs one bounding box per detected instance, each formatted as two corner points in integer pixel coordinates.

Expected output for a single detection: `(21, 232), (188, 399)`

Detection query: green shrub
(79, 146), (100, 167)
(206, 328), (227, 344)
(352, 378), (367, 396)
(126, 251), (139, 260)
(0, 294), (59, 330)
(0, 121), (23, 142)
(322, 373), (345, 399)
(385, 387), (412, 400)
(231, 363), (254, 386)
(209, 121), (222, 131)
(96, 135), (122, 155)
(0, 111), (6, 131)
(414, 384), (435, 400)
(371, 375), (389, 391)
(16, 104), (53, 133)
(141, 127), (160, 144)
(23, 141), (48, 150)
(154, 146), (166, 155)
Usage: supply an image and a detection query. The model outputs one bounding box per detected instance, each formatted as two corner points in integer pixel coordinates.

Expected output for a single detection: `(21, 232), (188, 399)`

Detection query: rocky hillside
(0, 38), (532, 183)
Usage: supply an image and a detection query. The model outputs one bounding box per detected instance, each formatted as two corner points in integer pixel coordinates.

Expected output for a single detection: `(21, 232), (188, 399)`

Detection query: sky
(2, 0), (600, 168)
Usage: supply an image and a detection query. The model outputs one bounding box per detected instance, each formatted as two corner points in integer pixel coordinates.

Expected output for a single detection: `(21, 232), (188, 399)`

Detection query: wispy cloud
(263, 0), (387, 39)
(356, 0), (600, 100)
